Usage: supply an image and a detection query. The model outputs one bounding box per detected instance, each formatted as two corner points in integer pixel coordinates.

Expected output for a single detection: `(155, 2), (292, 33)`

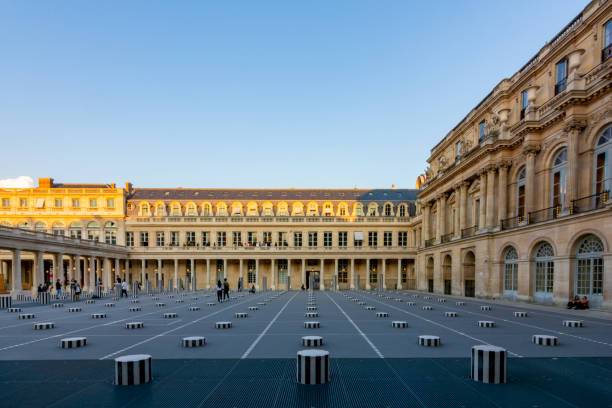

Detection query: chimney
(125, 182), (133, 194)
(110, 183), (116, 189)
(38, 178), (53, 188)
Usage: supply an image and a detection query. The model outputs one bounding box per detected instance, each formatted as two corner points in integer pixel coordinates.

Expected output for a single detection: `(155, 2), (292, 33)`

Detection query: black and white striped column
(182, 336), (206, 347)
(34, 322), (54, 330)
(563, 320), (583, 327)
(38, 292), (50, 305)
(301, 336), (324, 347)
(392, 321), (408, 328)
(188, 306), (200, 311)
(445, 311), (458, 317)
(478, 320), (496, 328)
(471, 345), (506, 384)
(0, 295), (11, 309)
(297, 349), (329, 385)
(532, 335), (558, 346)
(418, 335), (440, 347)
(376, 312), (389, 318)
(114, 354), (152, 386)
(126, 322), (144, 329)
(61, 337), (87, 348)
(235, 312), (248, 318)
(216, 321), (232, 329)
(304, 321), (320, 328)
(513, 311), (527, 317)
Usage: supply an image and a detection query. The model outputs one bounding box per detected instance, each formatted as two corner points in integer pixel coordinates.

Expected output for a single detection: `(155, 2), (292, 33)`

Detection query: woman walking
(216, 280), (223, 303)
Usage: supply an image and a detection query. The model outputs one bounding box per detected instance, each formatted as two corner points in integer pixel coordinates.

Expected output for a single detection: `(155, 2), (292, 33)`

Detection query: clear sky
(0, 0), (586, 189)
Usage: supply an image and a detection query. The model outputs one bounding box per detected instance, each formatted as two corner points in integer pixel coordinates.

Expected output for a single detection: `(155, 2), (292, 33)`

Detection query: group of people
(216, 278), (231, 302)
(567, 296), (589, 310)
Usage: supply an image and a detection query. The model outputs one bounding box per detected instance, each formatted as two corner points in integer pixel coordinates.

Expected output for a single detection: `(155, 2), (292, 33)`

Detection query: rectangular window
(70, 229), (81, 239)
(555, 59), (567, 94)
(605, 20), (612, 61)
(88, 229), (99, 241)
(72, 199), (80, 208)
(54, 198), (62, 208)
(401, 259), (408, 283)
(278, 231), (287, 247)
(552, 171), (563, 208)
(247, 231), (257, 246)
(308, 232), (318, 247)
(217, 231), (226, 247)
(478, 120), (485, 142)
(456, 141), (462, 157)
(19, 198), (28, 208)
(595, 152), (609, 195)
(369, 259), (378, 283)
(140, 232), (149, 247)
(277, 259), (288, 284)
(338, 259), (348, 283)
(1, 198), (9, 207)
(368, 231), (378, 247)
(201, 231), (210, 246)
(338, 231), (347, 247)
(105, 230), (116, 245)
(323, 232), (332, 247)
(126, 232), (134, 246)
(263, 231), (272, 246)
(186, 231), (195, 245)
(156, 232), (165, 247)
(106, 199), (115, 208)
(517, 186), (525, 218)
(354, 231), (363, 247)
(170, 231), (179, 246)
(247, 260), (256, 284)
(89, 199), (97, 208)
(521, 90), (529, 119)
(398, 231), (408, 247)
(383, 231), (392, 247)
(232, 231), (242, 246)
(294, 232), (302, 247)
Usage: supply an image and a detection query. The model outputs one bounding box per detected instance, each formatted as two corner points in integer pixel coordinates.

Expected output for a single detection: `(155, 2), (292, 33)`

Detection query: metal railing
(554, 79), (566, 95)
(528, 205), (561, 224)
(603, 44), (612, 63)
(441, 232), (453, 243)
(501, 215), (523, 230)
(0, 225), (125, 250)
(461, 226), (477, 238)
(571, 191), (609, 214)
(129, 215), (411, 224)
(424, 238), (435, 248)
(127, 244), (414, 252)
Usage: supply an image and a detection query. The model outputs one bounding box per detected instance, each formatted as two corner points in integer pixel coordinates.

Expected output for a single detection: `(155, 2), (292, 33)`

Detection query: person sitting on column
(577, 296), (589, 310)
(121, 279), (128, 297)
(249, 284), (256, 294)
(223, 278), (230, 300)
(216, 280), (223, 302)
(567, 296), (580, 309)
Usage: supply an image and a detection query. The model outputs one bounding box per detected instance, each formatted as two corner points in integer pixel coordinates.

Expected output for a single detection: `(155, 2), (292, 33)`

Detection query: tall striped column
(297, 349), (329, 385)
(471, 345), (506, 384)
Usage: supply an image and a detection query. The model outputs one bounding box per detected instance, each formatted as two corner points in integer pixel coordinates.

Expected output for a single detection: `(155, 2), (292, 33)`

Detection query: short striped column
(129, 307), (142, 312)
(52, 303), (64, 308)
(19, 313), (35, 319)
(478, 321), (496, 328)
(163, 313), (177, 319)
(130, 299), (139, 304)
(406, 302), (416, 306)
(126, 322), (144, 329)
(305, 312), (319, 318)
(437, 298), (446, 303)
(67, 307), (82, 312)
(38, 292), (50, 305)
(456, 301), (465, 306)
(376, 312), (389, 318)
(563, 320), (583, 327)
(513, 311), (527, 317)
(235, 312), (248, 318)
(207, 303), (215, 307)
(392, 321), (408, 328)
(297, 349), (329, 385)
(0, 295), (11, 309)
(471, 345), (506, 384)
(445, 311), (458, 317)
(114, 354), (152, 386)
(532, 334), (558, 346)
(422, 306), (433, 310)
(105, 303), (116, 307)
(188, 306), (200, 311)
(215, 321), (232, 329)
(480, 305), (491, 311)
(304, 321), (320, 328)
(248, 306), (258, 311)
(7, 307), (21, 313)
(306, 306), (318, 311)
(155, 303), (166, 307)
(301, 336), (323, 347)
(182, 336), (206, 347)
(91, 313), (107, 319)
(34, 322), (54, 330)
(418, 335), (441, 347)
(61, 337), (87, 349)
(365, 306), (375, 310)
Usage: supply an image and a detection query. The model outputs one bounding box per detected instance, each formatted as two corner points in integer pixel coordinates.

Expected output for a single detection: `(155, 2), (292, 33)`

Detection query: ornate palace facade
(414, 0), (612, 309)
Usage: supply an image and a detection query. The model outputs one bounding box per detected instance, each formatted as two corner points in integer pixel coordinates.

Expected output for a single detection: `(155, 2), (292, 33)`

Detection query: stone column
(104, 258), (111, 290)
(114, 258), (120, 284)
(302, 259), (306, 288)
(74, 254), (81, 286)
(320, 258), (325, 290)
(174, 259), (178, 291)
(439, 194), (447, 239)
(140, 259), (146, 287)
(255, 259), (260, 290)
(82, 256), (88, 290)
(422, 202), (431, 245)
(239, 258), (244, 282)
(435, 196), (441, 243)
(498, 164), (509, 226)
(125, 259), (130, 285)
(89, 256), (96, 291)
(350, 258), (355, 289)
(206, 259), (211, 290)
(1, 260), (8, 289)
(366, 258), (371, 290)
(33, 251), (43, 290)
(271, 258), (276, 290)
(223, 258), (227, 279)
(56, 253), (64, 284)
(564, 120), (586, 209)
(191, 259), (196, 291)
(334, 258), (338, 290)
(11, 248), (22, 294)
(287, 259), (291, 290)
(157, 259), (162, 289)
(478, 171), (487, 230)
(453, 186), (460, 237)
(459, 181), (468, 232)
(66, 256), (72, 281)
(486, 167), (496, 229)
(397, 259), (402, 290)
(525, 147), (539, 216)
(382, 258), (386, 290)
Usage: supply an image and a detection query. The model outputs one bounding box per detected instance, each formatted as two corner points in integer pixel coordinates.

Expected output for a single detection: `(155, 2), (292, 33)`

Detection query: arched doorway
(442, 255), (452, 295)
(533, 242), (554, 304)
(426, 257), (434, 293)
(463, 251), (475, 297)
(575, 234), (604, 308)
(503, 246), (518, 300)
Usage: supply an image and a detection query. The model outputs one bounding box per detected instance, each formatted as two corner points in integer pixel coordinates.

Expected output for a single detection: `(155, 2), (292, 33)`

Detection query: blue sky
(0, 0), (586, 189)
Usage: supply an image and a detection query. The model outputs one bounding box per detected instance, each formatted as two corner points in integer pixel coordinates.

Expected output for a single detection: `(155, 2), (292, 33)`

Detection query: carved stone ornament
(563, 119), (587, 133)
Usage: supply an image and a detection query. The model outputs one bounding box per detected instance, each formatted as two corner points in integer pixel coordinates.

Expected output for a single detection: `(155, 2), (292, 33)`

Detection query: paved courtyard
(1, 289), (611, 407)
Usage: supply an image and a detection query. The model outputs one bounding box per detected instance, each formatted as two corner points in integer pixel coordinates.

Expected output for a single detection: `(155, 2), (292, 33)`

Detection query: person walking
(223, 278), (230, 301)
(238, 277), (243, 292)
(121, 280), (128, 297)
(74, 281), (81, 301)
(216, 280), (223, 302)
(55, 279), (62, 297)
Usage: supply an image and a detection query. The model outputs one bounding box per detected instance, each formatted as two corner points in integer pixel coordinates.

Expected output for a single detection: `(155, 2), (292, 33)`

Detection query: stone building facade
(414, 0), (612, 309)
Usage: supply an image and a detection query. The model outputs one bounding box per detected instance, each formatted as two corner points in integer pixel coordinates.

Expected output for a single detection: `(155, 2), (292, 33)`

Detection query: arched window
(551, 149), (567, 210)
(187, 203), (197, 216)
(292, 202), (303, 216)
(156, 203), (165, 216)
(247, 202), (259, 216)
(322, 202), (333, 216)
(278, 202), (289, 216)
(355, 203), (363, 216)
(399, 204), (406, 217)
(534, 242), (554, 302)
(87, 221), (100, 241)
(172, 204), (181, 216)
(575, 234), (604, 306)
(338, 204), (347, 216)
(140, 202), (150, 216)
(69, 222), (82, 239)
(231, 202), (242, 216)
(503, 246), (518, 298)
(307, 203), (318, 216)
(217, 202), (227, 216)
(52, 222), (65, 236)
(368, 203), (377, 216)
(202, 203), (211, 216)
(34, 222), (47, 232)
(262, 202), (273, 216)
(384, 203), (392, 217)
(517, 167), (526, 219)
(104, 221), (117, 244)
(594, 125), (611, 203)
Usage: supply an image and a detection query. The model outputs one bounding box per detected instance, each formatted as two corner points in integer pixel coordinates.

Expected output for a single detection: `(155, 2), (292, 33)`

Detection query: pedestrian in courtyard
(74, 281), (81, 301)
(216, 280), (223, 302)
(238, 277), (243, 292)
(55, 279), (62, 296)
(121, 280), (128, 297)
(223, 278), (230, 300)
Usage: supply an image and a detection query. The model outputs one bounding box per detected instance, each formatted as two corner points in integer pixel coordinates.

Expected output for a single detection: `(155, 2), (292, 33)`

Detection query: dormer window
(478, 121), (485, 143)
(555, 59), (568, 94)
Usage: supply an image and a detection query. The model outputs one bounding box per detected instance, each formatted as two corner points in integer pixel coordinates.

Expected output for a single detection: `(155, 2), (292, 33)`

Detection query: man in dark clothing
(223, 278), (230, 300)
